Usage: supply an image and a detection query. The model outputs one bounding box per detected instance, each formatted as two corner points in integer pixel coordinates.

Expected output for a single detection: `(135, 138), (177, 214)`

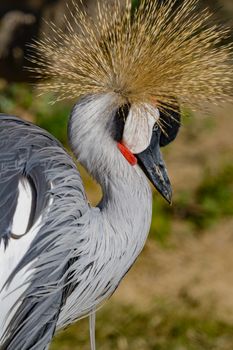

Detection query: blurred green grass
(151, 164), (233, 243)
(0, 82), (70, 145)
(132, 0), (140, 12)
(51, 301), (233, 350)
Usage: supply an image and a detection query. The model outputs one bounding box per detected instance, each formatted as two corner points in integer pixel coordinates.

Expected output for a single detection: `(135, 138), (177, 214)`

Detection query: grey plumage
(0, 93), (153, 349)
(0, 114), (88, 349)
(0, 116), (57, 248)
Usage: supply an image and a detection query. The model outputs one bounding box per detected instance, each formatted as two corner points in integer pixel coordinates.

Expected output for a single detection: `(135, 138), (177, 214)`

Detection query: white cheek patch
(122, 104), (160, 154)
(11, 178), (34, 236)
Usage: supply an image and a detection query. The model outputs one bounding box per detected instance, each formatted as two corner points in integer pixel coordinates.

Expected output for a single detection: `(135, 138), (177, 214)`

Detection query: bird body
(0, 93), (152, 349)
(0, 115), (88, 347)
(0, 0), (232, 348)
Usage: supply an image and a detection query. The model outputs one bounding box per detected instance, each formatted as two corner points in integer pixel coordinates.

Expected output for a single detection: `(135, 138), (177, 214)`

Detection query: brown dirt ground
(113, 219), (233, 323)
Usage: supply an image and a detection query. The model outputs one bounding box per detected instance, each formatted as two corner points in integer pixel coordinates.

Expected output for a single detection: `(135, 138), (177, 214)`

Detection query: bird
(0, 0), (232, 349)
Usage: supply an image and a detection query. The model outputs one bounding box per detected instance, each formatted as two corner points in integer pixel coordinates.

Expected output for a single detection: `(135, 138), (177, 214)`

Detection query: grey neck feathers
(68, 93), (152, 266)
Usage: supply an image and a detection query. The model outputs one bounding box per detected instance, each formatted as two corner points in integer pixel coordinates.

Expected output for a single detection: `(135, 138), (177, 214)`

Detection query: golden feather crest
(30, 0), (233, 112)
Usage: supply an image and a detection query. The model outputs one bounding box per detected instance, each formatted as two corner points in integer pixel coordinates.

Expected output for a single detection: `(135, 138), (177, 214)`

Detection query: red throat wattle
(117, 142), (138, 166)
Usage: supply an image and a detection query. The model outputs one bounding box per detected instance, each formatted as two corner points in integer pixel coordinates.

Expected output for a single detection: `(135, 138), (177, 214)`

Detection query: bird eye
(159, 103), (181, 147)
(153, 124), (159, 132)
(113, 104), (130, 142)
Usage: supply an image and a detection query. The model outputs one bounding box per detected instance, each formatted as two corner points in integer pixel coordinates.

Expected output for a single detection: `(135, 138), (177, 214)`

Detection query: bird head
(111, 101), (180, 203)
(30, 0), (233, 202)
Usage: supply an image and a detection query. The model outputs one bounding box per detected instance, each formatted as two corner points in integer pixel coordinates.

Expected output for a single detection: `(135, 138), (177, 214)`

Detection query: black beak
(136, 127), (172, 204)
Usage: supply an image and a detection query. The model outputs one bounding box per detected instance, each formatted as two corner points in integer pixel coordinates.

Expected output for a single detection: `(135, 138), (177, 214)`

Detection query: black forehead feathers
(159, 103), (181, 147)
(113, 103), (130, 142)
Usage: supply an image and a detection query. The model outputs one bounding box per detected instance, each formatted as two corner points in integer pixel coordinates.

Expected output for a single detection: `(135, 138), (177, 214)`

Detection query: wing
(0, 115), (89, 350)
(0, 126), (48, 249)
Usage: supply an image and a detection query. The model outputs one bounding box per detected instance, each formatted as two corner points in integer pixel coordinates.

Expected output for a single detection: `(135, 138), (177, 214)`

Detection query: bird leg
(89, 310), (96, 350)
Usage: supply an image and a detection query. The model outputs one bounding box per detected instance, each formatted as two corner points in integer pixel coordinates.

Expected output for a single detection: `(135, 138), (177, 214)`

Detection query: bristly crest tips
(29, 0), (233, 111)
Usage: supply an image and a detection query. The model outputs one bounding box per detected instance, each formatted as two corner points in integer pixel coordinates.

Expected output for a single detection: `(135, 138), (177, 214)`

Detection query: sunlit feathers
(30, 0), (233, 112)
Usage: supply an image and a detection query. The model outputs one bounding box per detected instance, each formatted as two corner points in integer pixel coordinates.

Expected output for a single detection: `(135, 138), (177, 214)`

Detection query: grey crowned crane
(0, 0), (232, 349)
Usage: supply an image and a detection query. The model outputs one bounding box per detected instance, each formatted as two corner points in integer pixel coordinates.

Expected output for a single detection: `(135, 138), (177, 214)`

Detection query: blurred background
(0, 0), (233, 349)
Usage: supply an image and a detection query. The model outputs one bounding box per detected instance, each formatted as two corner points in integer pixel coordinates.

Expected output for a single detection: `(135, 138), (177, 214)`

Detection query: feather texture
(0, 96), (153, 348)
(0, 116), (88, 349)
(30, 0), (233, 112)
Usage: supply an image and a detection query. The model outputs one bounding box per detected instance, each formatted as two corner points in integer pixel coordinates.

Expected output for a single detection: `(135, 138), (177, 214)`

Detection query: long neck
(68, 94), (152, 265)
(98, 165), (152, 260)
